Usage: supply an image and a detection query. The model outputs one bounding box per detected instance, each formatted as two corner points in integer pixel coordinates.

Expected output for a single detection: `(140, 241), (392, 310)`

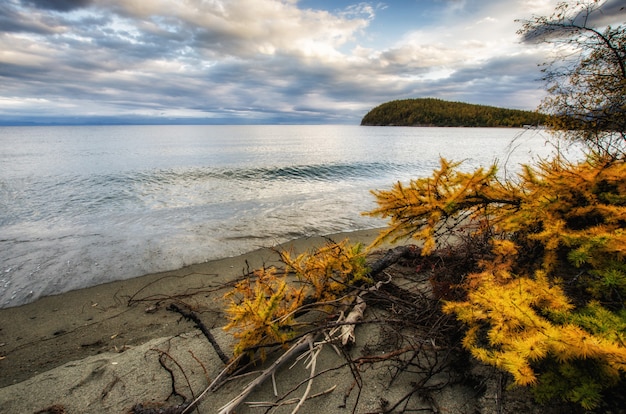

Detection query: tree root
(130, 402), (190, 414)
(152, 348), (193, 403)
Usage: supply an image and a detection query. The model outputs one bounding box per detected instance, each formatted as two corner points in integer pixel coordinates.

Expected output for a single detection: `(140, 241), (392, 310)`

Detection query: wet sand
(0, 229), (385, 389)
(0, 228), (556, 413)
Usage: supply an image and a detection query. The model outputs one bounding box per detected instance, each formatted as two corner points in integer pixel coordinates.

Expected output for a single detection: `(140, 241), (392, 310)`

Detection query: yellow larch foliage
(223, 239), (369, 357)
(224, 267), (303, 357)
(359, 6), (626, 405)
(369, 153), (625, 408)
(443, 271), (626, 389)
(279, 239), (369, 302)
(365, 158), (518, 255)
(493, 156), (626, 275)
(555, 324), (626, 367)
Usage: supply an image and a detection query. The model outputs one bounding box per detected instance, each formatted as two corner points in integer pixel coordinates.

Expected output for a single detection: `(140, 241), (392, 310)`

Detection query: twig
(272, 372), (278, 396)
(290, 336), (318, 414)
(216, 333), (317, 414)
(126, 273), (228, 305)
(245, 385), (336, 408)
(167, 303), (230, 365)
(180, 354), (245, 414)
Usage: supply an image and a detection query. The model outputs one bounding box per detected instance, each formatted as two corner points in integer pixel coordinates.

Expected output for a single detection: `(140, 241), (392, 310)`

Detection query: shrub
(223, 239), (368, 357)
(366, 153), (626, 409)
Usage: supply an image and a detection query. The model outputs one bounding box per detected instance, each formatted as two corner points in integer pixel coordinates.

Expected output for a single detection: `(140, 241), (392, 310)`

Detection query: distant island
(361, 98), (547, 127)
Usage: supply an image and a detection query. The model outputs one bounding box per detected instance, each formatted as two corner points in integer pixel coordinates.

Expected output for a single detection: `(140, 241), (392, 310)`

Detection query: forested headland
(361, 98), (547, 127)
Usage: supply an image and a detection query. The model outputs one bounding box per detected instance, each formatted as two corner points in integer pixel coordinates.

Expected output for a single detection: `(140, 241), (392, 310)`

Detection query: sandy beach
(1, 229), (425, 413)
(0, 230), (385, 381)
(0, 229), (566, 413)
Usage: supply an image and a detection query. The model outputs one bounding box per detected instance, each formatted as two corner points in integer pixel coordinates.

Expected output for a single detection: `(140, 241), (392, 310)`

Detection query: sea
(0, 125), (557, 308)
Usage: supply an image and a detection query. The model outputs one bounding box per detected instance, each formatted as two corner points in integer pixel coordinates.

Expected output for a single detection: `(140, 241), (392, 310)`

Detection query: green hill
(361, 98), (547, 127)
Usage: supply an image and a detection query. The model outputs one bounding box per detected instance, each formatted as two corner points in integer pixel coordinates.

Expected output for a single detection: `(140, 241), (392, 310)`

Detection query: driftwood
(216, 333), (318, 414)
(367, 245), (419, 280)
(339, 296), (366, 346)
(167, 303), (230, 365)
(339, 276), (391, 346)
(161, 244), (422, 414)
(335, 244), (418, 346)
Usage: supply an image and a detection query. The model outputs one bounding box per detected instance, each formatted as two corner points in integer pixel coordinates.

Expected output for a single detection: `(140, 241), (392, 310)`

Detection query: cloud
(0, 0), (565, 124)
(103, 0), (370, 61)
(520, 0), (626, 42)
(0, 3), (67, 34)
(22, 0), (93, 12)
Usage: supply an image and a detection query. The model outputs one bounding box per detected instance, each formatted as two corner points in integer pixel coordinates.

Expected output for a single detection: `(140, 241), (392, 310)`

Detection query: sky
(1, 0), (624, 125)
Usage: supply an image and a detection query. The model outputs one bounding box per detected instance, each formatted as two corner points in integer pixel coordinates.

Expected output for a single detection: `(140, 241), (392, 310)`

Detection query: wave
(84, 161), (417, 188)
(211, 161), (411, 182)
(0, 161), (421, 226)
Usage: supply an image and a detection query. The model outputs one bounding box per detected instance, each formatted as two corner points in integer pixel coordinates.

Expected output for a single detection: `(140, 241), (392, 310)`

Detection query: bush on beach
(222, 1), (625, 410)
(367, 0), (626, 408)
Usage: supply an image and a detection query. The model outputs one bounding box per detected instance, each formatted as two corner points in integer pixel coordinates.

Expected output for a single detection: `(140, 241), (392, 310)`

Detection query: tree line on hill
(360, 98), (548, 127)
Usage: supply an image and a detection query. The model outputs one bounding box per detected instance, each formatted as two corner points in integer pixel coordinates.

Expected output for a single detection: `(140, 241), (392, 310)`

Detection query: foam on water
(0, 125), (557, 308)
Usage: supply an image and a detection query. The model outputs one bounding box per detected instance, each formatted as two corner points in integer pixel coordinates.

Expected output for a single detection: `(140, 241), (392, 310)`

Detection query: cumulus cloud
(0, 0), (570, 124)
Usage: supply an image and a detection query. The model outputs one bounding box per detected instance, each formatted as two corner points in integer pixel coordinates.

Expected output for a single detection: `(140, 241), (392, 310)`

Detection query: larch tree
(219, 1), (624, 411)
(366, 0), (626, 409)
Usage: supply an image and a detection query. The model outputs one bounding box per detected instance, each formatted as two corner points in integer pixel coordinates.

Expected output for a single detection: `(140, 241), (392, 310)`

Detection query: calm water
(0, 125), (554, 308)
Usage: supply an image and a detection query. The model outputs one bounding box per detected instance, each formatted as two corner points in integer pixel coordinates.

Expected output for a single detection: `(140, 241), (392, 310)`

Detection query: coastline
(0, 229), (384, 389)
(0, 227), (564, 414)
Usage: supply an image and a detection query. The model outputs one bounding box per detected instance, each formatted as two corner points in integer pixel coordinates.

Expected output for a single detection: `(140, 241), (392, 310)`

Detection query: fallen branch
(367, 245), (419, 280)
(167, 303), (230, 365)
(216, 333), (318, 414)
(184, 244), (420, 413)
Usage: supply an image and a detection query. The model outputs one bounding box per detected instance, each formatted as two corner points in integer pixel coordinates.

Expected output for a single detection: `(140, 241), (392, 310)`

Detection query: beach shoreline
(0, 229), (384, 389)
(0, 227), (568, 414)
